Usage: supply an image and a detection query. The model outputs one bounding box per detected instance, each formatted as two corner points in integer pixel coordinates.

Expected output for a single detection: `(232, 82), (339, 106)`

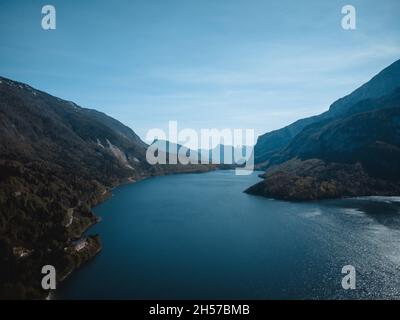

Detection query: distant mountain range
(151, 139), (247, 166)
(247, 59), (400, 200)
(0, 76), (214, 299)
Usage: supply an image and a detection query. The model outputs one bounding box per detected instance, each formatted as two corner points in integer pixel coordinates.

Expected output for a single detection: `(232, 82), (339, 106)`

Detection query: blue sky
(0, 0), (399, 142)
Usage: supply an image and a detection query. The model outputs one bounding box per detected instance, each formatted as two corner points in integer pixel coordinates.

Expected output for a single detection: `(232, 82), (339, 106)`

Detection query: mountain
(267, 88), (400, 177)
(149, 140), (207, 163)
(151, 140), (246, 168)
(254, 59), (400, 167)
(0, 76), (213, 298)
(199, 144), (249, 166)
(247, 60), (400, 201)
(246, 91), (400, 200)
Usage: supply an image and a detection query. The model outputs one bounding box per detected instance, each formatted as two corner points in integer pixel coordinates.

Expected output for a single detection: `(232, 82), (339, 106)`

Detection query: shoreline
(51, 165), (221, 299)
(51, 170), (400, 299)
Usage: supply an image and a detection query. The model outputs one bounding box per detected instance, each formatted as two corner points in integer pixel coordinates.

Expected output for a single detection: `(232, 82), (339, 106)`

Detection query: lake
(58, 170), (400, 299)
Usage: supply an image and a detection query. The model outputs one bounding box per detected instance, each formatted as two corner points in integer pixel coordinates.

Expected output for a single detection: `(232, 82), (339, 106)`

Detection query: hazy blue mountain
(151, 139), (247, 166)
(199, 144), (249, 165)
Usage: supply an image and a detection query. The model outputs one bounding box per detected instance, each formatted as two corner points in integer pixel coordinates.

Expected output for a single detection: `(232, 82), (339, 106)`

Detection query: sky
(0, 0), (399, 144)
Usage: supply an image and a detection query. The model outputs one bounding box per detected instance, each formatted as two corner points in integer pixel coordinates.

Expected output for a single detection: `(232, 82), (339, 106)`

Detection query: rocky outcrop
(245, 159), (400, 201)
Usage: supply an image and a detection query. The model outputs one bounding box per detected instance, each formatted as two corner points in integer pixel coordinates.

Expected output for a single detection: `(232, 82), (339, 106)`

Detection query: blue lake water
(58, 170), (400, 299)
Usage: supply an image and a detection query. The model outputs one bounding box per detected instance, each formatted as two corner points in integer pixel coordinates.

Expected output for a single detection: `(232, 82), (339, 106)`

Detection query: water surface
(59, 170), (400, 299)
